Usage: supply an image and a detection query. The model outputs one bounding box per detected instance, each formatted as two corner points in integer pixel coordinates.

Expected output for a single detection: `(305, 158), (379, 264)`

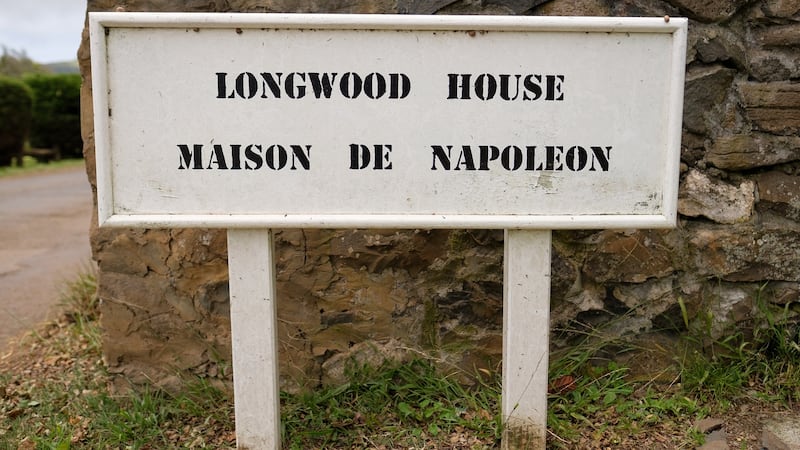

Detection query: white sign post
(90, 13), (687, 449)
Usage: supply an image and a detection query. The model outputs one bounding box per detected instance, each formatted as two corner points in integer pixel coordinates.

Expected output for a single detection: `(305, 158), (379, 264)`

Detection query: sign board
(90, 12), (687, 450)
(91, 13), (686, 229)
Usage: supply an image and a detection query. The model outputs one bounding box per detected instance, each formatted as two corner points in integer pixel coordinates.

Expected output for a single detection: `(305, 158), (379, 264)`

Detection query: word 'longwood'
(216, 71), (411, 99)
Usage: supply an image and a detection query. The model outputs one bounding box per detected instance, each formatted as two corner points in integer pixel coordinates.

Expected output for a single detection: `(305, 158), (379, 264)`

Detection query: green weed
(57, 268), (102, 352)
(0, 270), (236, 449)
(547, 321), (709, 448)
(281, 359), (501, 449)
(678, 283), (800, 403)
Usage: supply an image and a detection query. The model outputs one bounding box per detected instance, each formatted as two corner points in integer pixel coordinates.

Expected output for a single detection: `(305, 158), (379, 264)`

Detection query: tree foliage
(0, 47), (48, 78)
(0, 76), (34, 166)
(24, 74), (83, 158)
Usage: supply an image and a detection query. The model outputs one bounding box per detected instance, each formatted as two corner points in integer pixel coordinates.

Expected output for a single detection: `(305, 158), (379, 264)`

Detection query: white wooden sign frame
(90, 12), (687, 449)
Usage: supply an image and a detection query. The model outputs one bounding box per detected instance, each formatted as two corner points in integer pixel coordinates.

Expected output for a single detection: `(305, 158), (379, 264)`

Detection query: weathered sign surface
(91, 13), (686, 229)
(90, 12), (687, 450)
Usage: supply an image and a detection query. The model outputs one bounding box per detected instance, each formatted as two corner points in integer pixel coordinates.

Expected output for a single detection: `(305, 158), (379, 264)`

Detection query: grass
(0, 272), (236, 448)
(2, 273), (800, 448)
(544, 284), (800, 448)
(677, 284), (800, 404)
(0, 271), (499, 449)
(281, 360), (501, 449)
(546, 330), (708, 448)
(0, 155), (84, 178)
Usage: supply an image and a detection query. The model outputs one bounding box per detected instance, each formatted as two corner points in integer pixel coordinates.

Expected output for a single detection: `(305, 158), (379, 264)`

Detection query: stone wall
(79, 0), (800, 391)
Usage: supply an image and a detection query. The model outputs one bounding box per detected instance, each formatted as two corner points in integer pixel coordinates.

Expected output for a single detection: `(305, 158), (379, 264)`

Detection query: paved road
(0, 166), (93, 349)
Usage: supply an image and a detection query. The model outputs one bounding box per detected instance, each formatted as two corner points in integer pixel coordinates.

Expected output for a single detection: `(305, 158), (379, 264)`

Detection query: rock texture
(679, 169), (755, 223)
(79, 0), (800, 390)
(762, 416), (800, 450)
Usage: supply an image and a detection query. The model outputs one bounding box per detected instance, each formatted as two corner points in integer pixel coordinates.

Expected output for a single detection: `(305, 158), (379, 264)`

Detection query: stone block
(94, 229), (174, 276)
(683, 65), (736, 134)
(762, 0), (800, 18)
(608, 0), (679, 17)
(755, 24), (800, 47)
(583, 230), (676, 283)
(740, 81), (800, 135)
(686, 223), (756, 279)
(696, 417), (724, 434)
(612, 277), (676, 323)
(396, 0), (458, 14)
(763, 416), (800, 450)
(489, 0), (549, 13)
(703, 282), (759, 339)
(755, 171), (800, 221)
(767, 282), (800, 305)
(668, 0), (748, 21)
(747, 50), (800, 82)
(681, 131), (706, 165)
(707, 134), (800, 170)
(688, 23), (747, 68)
(321, 339), (413, 385)
(687, 220), (800, 281)
(678, 169), (755, 224)
(534, 0), (610, 16)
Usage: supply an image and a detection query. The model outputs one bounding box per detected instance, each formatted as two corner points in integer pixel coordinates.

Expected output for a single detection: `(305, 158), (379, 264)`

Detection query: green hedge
(0, 76), (33, 166)
(24, 74), (82, 159)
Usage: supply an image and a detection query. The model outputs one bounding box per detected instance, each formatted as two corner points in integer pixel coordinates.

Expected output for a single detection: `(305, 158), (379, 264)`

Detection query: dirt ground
(0, 165), (94, 349)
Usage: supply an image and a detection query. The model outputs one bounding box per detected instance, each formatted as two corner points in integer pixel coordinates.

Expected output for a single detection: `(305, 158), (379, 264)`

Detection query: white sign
(91, 13), (686, 229)
(90, 13), (687, 450)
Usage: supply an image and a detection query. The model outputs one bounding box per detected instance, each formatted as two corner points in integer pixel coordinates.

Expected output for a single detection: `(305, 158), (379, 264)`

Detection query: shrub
(0, 76), (33, 166)
(24, 74), (82, 158)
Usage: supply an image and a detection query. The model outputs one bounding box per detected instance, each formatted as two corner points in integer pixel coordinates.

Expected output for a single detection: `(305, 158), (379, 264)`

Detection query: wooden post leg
(227, 229), (281, 450)
(502, 229), (551, 450)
